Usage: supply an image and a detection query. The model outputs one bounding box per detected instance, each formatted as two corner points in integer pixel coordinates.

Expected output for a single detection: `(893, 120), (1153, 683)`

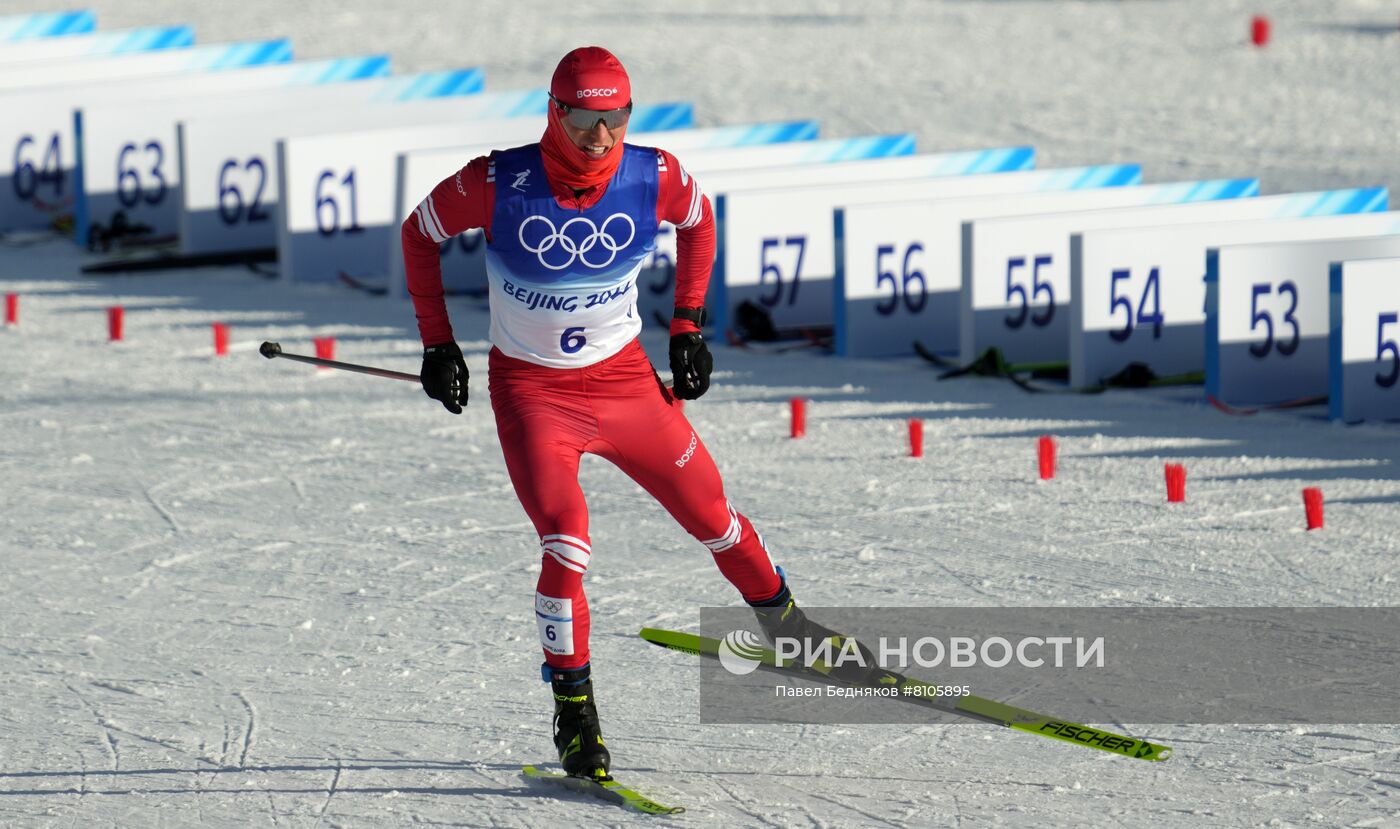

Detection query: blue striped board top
(186, 39), (295, 71)
(0, 10), (97, 41)
(284, 55), (392, 85)
(370, 68), (486, 101)
(74, 25), (195, 54)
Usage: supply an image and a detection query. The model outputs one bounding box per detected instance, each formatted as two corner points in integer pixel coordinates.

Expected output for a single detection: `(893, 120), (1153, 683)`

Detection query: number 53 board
(1207, 233), (1400, 407)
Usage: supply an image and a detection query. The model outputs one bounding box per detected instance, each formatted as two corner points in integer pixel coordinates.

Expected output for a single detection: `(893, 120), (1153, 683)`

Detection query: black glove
(668, 332), (713, 400)
(421, 341), (468, 414)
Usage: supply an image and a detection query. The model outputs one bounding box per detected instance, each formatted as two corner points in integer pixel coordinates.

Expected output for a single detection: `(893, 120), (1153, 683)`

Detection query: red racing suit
(402, 142), (782, 669)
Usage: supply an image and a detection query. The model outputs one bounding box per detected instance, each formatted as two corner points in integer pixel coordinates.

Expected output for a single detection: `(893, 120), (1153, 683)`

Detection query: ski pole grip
(260, 341), (282, 359)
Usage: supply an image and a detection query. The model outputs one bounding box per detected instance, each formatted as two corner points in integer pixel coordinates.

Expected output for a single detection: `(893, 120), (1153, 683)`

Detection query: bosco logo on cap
(551, 46), (631, 110)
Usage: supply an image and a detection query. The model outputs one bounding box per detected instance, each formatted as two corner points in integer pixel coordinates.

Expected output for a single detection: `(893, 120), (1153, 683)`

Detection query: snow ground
(3, 1), (1400, 827)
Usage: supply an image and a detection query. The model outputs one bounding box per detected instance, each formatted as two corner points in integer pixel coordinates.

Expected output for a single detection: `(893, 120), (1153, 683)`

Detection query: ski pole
(259, 341), (419, 383)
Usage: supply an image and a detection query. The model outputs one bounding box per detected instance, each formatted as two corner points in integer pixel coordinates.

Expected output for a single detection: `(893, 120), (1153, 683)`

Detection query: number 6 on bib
(561, 327), (587, 354)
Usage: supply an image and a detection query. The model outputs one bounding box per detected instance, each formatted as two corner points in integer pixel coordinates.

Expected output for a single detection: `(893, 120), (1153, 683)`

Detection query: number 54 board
(1331, 256), (1400, 422)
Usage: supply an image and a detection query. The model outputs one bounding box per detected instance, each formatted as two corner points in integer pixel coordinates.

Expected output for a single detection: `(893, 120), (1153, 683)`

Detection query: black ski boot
(748, 571), (894, 686)
(546, 664), (610, 778)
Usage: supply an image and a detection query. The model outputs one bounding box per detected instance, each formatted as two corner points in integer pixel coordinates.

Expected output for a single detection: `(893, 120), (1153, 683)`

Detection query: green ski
(639, 626), (1172, 763)
(521, 765), (686, 815)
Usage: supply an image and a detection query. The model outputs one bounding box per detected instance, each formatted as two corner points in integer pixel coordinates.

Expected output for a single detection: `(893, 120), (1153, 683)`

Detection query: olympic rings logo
(540, 599), (563, 613)
(519, 212), (635, 271)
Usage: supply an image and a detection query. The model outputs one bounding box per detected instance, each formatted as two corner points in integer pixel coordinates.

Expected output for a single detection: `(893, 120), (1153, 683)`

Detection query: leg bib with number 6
(535, 593), (577, 656)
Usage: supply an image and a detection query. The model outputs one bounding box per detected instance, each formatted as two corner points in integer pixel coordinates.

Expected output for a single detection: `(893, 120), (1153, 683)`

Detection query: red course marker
(212, 322), (230, 357)
(790, 397), (806, 439)
(1165, 463), (1186, 502)
(1039, 435), (1056, 480)
(107, 306), (124, 341)
(909, 419), (923, 458)
(314, 336), (336, 369)
(4, 293), (16, 325)
(1303, 487), (1324, 530)
(1251, 15), (1271, 47)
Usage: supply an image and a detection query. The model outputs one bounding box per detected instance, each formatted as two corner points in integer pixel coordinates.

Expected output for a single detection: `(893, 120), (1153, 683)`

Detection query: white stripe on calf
(755, 530), (777, 572)
(701, 505), (742, 553)
(543, 540), (590, 570)
(541, 533), (591, 554)
(544, 548), (587, 574)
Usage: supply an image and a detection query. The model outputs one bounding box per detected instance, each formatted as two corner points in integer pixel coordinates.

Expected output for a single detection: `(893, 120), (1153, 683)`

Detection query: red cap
(551, 46), (631, 110)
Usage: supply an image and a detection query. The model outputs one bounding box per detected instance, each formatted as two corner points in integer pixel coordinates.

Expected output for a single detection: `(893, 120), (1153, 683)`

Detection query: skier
(401, 46), (819, 780)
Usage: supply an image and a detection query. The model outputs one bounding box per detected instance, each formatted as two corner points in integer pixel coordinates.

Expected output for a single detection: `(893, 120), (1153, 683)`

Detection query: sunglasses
(550, 94), (632, 131)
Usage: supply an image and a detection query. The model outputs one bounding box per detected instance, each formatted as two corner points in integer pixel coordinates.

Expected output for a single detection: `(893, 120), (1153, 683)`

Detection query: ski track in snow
(3, 0), (1400, 826)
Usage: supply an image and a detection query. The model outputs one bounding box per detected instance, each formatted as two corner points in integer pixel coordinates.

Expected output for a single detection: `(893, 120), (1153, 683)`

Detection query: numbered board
(0, 40), (294, 233)
(391, 132), (916, 311)
(198, 117), (812, 259)
(724, 160), (1159, 335)
(80, 68), (484, 251)
(391, 121), (827, 224)
(0, 26), (191, 65)
(634, 135), (919, 327)
(839, 177), (1383, 359)
(960, 181), (1376, 365)
(0, 10), (94, 41)
(1071, 194), (1394, 388)
(77, 56), (398, 247)
(178, 86), (576, 255)
(275, 109), (698, 284)
(1330, 258), (1400, 422)
(1206, 234), (1400, 406)
(280, 112), (884, 288)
